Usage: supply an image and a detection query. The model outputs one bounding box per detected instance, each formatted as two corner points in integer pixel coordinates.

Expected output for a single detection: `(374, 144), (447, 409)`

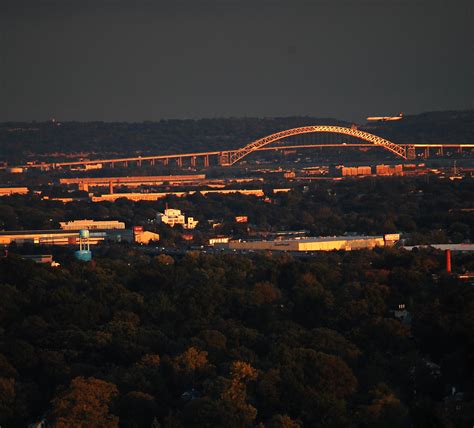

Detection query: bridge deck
(14, 140), (474, 170)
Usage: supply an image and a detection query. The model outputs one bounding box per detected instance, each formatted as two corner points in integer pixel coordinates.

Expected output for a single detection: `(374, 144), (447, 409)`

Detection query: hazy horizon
(2, 0), (472, 122)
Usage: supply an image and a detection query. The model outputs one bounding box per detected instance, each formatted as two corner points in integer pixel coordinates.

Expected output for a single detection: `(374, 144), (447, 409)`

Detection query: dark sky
(1, 0), (473, 122)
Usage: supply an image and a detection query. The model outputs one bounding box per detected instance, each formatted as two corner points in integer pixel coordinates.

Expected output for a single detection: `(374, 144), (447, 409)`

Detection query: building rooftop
(270, 235), (383, 242)
(0, 229), (119, 236)
(238, 235), (385, 244)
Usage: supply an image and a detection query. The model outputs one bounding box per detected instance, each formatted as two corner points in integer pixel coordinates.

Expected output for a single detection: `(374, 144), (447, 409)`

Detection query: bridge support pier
(191, 156), (196, 167)
(218, 152), (231, 166)
(177, 157), (183, 167)
(109, 181), (114, 194)
(163, 158), (169, 166)
(204, 155), (209, 167)
(406, 146), (416, 160)
(424, 147), (430, 158)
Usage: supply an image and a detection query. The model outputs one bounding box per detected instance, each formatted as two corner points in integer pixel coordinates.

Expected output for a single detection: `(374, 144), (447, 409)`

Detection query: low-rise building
(0, 187), (29, 196)
(0, 230), (103, 246)
(91, 189), (265, 202)
(209, 236), (230, 245)
(376, 164), (403, 176)
(0, 229), (133, 246)
(133, 226), (160, 244)
(341, 166), (372, 176)
(59, 219), (125, 230)
(227, 234), (399, 252)
(20, 254), (60, 267)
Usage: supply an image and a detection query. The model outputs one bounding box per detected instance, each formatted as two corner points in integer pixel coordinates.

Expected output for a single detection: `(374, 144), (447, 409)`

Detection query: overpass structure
(15, 126), (474, 170)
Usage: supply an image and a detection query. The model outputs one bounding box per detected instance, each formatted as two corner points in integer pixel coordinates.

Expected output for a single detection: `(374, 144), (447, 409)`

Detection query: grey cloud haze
(1, 0), (473, 122)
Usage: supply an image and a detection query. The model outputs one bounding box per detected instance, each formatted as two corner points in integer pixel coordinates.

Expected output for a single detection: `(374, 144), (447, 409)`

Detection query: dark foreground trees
(0, 248), (473, 427)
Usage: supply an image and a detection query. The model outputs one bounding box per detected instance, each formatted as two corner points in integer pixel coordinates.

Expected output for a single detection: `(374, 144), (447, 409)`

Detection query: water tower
(74, 229), (92, 261)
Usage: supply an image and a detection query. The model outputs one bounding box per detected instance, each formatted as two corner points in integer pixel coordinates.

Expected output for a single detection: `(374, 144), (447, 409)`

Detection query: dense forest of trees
(0, 177), (472, 245)
(1, 110), (473, 162)
(0, 246), (473, 427)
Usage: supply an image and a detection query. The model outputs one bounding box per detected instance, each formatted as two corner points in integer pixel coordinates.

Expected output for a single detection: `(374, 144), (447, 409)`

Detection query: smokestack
(445, 249), (452, 273)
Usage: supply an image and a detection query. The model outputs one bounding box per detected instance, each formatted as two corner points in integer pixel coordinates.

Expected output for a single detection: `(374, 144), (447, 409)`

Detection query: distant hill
(0, 110), (472, 163)
(0, 117), (350, 163)
(361, 109), (474, 146)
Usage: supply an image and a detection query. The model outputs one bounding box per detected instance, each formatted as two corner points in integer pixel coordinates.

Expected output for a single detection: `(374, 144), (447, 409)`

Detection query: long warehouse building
(0, 228), (159, 245)
(227, 234), (400, 252)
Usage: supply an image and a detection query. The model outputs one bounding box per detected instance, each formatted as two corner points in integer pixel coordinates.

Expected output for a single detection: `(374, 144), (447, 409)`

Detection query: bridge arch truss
(221, 126), (406, 165)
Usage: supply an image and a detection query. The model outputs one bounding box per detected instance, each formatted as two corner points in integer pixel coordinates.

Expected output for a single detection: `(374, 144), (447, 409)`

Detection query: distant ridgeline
(0, 110), (472, 163)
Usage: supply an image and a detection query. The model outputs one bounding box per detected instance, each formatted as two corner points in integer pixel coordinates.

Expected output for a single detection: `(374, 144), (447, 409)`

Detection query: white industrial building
(227, 234), (400, 252)
(59, 219), (125, 230)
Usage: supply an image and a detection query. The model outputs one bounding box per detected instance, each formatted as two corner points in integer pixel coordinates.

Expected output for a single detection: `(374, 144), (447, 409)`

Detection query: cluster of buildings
(340, 164), (403, 177)
(0, 208), (205, 250)
(0, 219), (159, 247)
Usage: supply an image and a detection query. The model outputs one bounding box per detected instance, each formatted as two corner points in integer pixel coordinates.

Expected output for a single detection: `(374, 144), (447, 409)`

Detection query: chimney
(445, 249), (452, 273)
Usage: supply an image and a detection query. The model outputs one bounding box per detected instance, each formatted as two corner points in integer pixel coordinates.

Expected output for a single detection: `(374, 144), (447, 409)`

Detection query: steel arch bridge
(219, 126), (407, 165)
